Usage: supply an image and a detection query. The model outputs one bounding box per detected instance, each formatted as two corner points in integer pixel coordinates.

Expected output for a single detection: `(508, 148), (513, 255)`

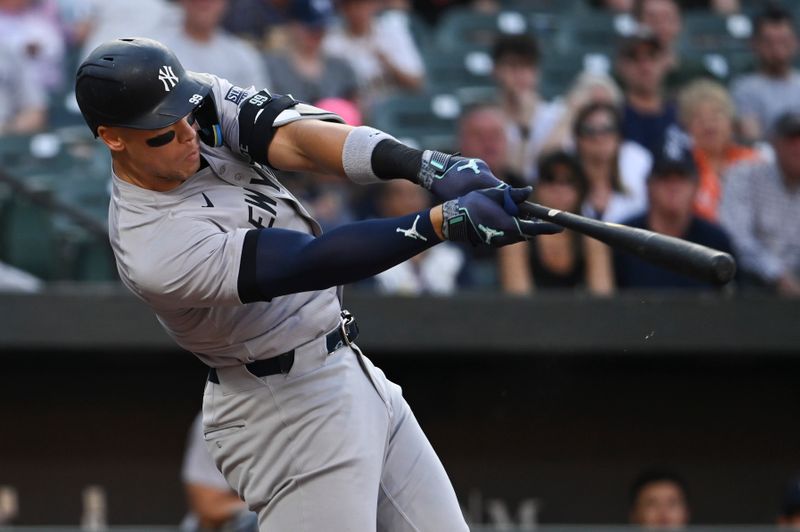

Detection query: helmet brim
(113, 71), (212, 131)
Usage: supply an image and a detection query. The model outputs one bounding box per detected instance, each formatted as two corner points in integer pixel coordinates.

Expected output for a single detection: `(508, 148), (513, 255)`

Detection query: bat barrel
(519, 202), (736, 285)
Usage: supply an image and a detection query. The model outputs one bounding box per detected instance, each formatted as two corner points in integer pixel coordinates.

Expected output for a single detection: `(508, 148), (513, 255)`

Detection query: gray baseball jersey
(108, 72), (468, 531)
(108, 74), (344, 367)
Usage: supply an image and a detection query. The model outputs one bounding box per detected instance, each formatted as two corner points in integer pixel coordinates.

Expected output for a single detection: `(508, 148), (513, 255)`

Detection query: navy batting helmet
(75, 37), (212, 136)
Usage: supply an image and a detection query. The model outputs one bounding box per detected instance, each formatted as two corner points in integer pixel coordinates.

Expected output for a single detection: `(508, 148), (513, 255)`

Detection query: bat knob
(711, 253), (736, 285)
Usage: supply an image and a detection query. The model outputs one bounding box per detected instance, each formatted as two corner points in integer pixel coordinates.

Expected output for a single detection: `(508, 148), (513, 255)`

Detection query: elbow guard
(237, 90), (300, 165)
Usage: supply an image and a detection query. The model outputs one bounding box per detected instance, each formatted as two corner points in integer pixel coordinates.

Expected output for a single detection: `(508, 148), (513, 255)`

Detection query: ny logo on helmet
(158, 65), (179, 92)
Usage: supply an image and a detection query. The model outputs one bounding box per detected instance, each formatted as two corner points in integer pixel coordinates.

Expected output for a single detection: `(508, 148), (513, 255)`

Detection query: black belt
(208, 311), (359, 384)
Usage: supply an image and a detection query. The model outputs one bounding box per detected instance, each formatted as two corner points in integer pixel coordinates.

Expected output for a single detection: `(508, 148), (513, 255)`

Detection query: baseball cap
(617, 27), (663, 58)
(289, 0), (334, 28)
(781, 476), (800, 517)
(650, 134), (698, 180)
(772, 110), (800, 137)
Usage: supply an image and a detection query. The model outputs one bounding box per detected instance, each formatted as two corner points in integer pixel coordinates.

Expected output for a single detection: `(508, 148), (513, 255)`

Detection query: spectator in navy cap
(265, 0), (358, 104)
(614, 134), (735, 290)
(779, 474), (800, 529)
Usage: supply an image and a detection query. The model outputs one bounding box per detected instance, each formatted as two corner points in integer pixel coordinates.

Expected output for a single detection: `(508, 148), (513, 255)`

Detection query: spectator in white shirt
(322, 0), (424, 112)
(0, 42), (46, 134)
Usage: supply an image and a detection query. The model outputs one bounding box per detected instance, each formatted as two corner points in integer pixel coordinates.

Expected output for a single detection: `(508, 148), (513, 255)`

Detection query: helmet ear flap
(195, 94), (223, 147)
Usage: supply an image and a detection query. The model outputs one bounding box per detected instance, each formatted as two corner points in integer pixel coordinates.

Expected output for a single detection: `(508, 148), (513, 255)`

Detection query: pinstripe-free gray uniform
(108, 74), (468, 531)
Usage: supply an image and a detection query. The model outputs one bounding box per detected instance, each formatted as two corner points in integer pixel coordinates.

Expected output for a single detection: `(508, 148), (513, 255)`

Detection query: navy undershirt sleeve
(237, 211), (440, 302)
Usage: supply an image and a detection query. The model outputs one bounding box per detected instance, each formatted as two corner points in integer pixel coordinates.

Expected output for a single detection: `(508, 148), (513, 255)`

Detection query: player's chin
(181, 153), (202, 177)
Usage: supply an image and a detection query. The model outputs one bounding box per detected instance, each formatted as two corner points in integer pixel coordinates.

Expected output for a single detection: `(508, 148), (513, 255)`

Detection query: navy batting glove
(441, 186), (563, 247)
(418, 150), (506, 201)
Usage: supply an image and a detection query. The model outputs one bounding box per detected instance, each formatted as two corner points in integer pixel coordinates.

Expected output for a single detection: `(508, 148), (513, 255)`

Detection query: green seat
(500, 0), (579, 13)
(62, 230), (117, 282)
(368, 94), (461, 152)
(679, 13), (753, 55)
(556, 12), (635, 55)
(539, 50), (613, 100)
(435, 8), (530, 52)
(425, 48), (495, 95)
(0, 193), (59, 280)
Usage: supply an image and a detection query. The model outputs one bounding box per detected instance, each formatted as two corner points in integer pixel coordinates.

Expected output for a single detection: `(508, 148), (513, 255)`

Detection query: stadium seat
(539, 50), (613, 100)
(500, 0), (580, 13)
(368, 93), (461, 152)
(67, 232), (117, 282)
(435, 8), (530, 52)
(679, 13), (753, 55)
(0, 194), (58, 280)
(555, 11), (637, 55)
(424, 47), (495, 96)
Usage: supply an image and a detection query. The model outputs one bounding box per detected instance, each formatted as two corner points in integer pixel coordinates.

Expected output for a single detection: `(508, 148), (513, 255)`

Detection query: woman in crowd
(541, 72), (625, 153)
(573, 101), (651, 222)
(498, 151), (614, 295)
(678, 79), (759, 222)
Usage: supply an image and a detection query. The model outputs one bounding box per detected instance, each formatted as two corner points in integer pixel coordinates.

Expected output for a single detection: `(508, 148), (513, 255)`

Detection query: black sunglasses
(578, 123), (618, 138)
(145, 112), (196, 147)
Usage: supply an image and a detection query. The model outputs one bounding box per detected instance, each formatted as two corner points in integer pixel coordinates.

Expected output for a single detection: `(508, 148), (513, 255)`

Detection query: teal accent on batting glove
(441, 187), (563, 247)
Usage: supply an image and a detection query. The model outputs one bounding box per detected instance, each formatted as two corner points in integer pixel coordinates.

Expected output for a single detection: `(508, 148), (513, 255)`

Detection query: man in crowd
(629, 470), (691, 529)
(720, 111), (800, 296)
(731, 5), (800, 143)
(615, 29), (680, 157)
(615, 136), (733, 289)
(160, 0), (269, 89)
(633, 0), (723, 91)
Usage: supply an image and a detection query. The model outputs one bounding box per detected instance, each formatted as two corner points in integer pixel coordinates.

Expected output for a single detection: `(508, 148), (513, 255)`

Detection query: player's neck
(112, 157), (183, 193)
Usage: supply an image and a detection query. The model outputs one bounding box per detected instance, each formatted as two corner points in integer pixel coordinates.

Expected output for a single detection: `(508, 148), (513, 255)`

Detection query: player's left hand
(442, 186), (563, 247)
(418, 150), (506, 200)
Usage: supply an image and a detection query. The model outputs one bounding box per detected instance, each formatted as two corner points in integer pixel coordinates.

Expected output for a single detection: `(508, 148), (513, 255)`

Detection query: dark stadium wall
(1, 349), (798, 526)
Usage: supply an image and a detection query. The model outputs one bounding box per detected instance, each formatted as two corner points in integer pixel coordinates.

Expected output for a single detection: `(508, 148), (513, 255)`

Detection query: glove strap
(419, 150), (453, 190)
(441, 199), (473, 244)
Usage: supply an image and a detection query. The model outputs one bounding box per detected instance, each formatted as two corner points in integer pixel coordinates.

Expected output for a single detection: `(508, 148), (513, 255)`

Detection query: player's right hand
(441, 186), (563, 247)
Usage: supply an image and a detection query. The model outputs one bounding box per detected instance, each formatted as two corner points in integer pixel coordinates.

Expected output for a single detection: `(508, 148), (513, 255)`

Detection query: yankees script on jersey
(109, 74), (343, 367)
(106, 69), (467, 531)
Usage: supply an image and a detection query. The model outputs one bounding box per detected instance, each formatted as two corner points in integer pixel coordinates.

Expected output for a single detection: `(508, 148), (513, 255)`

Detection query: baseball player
(74, 38), (561, 531)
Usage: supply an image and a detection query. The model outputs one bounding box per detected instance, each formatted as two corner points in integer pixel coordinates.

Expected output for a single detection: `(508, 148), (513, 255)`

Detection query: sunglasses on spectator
(622, 50), (659, 62)
(145, 112), (197, 147)
(577, 123), (618, 137)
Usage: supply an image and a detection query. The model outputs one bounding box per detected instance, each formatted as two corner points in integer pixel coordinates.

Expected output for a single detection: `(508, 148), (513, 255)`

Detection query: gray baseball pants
(202, 329), (469, 531)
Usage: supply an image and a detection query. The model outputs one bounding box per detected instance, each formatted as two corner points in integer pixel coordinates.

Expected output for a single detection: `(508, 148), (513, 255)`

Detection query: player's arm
(238, 188), (561, 302)
(185, 483), (248, 529)
(228, 90), (508, 201)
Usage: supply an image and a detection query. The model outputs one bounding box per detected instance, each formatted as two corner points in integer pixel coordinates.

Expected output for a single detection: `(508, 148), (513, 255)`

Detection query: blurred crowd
(0, 0), (799, 298)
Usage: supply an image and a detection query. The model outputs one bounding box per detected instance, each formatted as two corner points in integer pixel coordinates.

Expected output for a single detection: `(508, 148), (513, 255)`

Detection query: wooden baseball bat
(518, 201), (736, 285)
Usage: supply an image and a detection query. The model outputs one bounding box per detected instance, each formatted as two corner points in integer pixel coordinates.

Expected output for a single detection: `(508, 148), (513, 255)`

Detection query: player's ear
(97, 126), (126, 152)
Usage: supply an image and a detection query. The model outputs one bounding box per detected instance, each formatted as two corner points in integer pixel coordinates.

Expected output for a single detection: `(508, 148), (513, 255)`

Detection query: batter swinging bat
(518, 201), (736, 285)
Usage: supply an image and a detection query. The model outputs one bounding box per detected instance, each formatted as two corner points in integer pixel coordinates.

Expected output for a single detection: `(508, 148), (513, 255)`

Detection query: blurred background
(0, 0), (799, 530)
